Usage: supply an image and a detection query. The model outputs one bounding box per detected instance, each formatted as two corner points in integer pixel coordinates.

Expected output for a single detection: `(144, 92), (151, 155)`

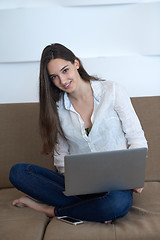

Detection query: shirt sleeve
(54, 134), (70, 174)
(114, 83), (148, 149)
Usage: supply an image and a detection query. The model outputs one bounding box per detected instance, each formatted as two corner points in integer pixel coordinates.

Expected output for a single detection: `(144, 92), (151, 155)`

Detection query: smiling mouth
(64, 81), (71, 89)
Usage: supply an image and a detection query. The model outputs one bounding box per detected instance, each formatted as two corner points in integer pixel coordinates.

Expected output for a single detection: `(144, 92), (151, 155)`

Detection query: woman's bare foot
(12, 196), (55, 217)
(104, 220), (112, 224)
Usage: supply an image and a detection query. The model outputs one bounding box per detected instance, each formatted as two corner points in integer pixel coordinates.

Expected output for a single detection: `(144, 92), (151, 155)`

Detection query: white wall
(0, 0), (160, 103)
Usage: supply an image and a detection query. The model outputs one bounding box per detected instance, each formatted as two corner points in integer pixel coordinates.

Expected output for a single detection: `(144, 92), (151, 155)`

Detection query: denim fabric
(9, 163), (133, 222)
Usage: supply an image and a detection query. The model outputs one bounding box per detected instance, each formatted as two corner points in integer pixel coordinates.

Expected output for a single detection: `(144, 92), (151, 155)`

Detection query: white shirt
(54, 80), (148, 173)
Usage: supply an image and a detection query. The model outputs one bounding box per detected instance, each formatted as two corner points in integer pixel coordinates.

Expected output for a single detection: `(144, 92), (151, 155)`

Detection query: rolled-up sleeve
(54, 134), (70, 174)
(114, 83), (148, 149)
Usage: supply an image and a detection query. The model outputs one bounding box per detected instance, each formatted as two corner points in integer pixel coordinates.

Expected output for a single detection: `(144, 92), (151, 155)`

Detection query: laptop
(64, 148), (148, 196)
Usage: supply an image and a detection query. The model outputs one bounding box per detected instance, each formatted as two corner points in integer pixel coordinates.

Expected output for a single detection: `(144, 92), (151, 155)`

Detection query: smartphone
(57, 216), (84, 225)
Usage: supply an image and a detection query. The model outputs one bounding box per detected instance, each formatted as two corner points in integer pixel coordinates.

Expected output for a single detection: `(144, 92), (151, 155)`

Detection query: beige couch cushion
(133, 181), (160, 214)
(44, 214), (160, 240)
(113, 213), (160, 240)
(44, 218), (116, 240)
(131, 96), (160, 181)
(0, 188), (49, 240)
(0, 103), (55, 188)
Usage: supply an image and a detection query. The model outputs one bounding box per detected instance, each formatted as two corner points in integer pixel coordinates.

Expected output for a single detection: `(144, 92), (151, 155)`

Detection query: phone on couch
(57, 216), (84, 225)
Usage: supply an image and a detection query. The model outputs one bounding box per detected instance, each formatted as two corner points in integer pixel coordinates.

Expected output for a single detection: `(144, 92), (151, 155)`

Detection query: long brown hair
(39, 43), (99, 155)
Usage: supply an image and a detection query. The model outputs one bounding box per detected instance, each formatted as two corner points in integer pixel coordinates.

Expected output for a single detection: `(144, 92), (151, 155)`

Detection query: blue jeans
(9, 163), (133, 222)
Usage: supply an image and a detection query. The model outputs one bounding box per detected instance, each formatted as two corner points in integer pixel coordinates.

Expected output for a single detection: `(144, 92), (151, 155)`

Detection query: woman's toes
(12, 196), (28, 207)
(104, 220), (112, 224)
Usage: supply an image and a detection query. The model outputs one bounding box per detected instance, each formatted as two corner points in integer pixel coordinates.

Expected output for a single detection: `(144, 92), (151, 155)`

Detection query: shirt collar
(63, 80), (103, 110)
(91, 80), (103, 103)
(63, 92), (71, 110)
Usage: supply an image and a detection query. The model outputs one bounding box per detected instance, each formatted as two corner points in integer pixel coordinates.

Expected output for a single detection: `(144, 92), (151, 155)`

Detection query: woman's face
(47, 58), (80, 93)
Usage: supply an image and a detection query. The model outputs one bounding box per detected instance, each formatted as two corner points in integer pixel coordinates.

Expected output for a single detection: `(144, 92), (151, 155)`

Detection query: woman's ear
(74, 59), (80, 69)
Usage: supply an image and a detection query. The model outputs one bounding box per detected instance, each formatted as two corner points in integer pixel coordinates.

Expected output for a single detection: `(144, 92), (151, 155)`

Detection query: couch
(0, 96), (160, 240)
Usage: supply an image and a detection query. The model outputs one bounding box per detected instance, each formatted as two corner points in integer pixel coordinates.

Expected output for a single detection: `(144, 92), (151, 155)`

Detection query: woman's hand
(132, 188), (144, 194)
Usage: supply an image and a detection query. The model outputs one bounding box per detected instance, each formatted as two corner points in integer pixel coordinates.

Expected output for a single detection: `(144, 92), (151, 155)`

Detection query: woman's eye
(50, 75), (57, 81)
(63, 68), (69, 73)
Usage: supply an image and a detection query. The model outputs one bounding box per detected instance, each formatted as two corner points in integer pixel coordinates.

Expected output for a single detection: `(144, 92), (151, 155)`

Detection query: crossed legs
(9, 163), (133, 223)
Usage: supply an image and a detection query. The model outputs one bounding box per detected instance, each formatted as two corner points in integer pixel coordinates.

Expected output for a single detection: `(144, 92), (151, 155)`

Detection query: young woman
(9, 43), (147, 223)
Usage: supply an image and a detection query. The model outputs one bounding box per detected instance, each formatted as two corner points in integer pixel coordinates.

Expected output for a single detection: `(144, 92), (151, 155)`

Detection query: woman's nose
(59, 75), (67, 85)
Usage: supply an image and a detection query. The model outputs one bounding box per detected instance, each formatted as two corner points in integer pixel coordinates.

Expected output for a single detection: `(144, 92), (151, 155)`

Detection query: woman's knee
(9, 163), (28, 186)
(98, 190), (133, 221)
(111, 190), (133, 218)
